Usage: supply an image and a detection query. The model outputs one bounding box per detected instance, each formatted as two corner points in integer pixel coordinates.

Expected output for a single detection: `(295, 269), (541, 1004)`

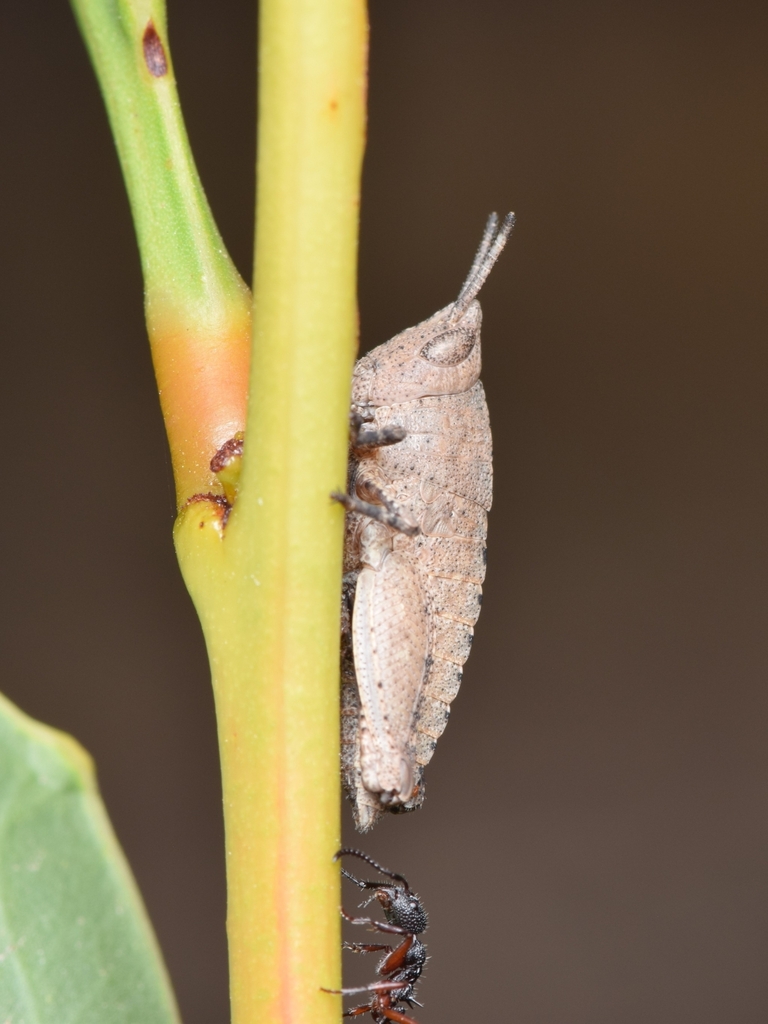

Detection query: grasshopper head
(352, 212), (514, 406)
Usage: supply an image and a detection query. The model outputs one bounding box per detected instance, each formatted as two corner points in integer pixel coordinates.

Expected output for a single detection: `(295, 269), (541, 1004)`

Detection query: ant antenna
(334, 848), (411, 892)
(449, 211), (515, 323)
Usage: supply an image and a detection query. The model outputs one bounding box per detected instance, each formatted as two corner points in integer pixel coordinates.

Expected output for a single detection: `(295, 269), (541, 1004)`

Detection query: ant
(322, 848), (429, 1024)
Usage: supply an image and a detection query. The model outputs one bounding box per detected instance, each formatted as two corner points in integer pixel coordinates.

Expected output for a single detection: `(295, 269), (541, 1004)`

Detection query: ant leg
(379, 1008), (421, 1024)
(341, 908), (408, 935)
(322, 981), (408, 997)
(343, 942), (393, 953)
(343, 1005), (373, 1018)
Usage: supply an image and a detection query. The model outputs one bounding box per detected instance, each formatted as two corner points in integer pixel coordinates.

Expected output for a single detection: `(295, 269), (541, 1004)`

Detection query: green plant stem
(71, 0), (252, 502)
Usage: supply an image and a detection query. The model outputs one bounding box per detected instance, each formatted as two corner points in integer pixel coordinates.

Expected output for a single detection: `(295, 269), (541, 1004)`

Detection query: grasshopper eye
(420, 328), (475, 366)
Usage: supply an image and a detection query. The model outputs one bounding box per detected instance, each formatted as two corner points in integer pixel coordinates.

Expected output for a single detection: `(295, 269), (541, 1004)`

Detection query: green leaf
(0, 692), (180, 1024)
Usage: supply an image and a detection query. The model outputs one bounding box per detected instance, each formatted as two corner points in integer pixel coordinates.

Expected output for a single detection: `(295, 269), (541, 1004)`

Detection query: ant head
(335, 849), (428, 935)
(376, 884), (428, 936)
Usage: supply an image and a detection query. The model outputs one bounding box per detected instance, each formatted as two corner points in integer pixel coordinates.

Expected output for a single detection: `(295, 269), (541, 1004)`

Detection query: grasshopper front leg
(350, 407), (407, 452)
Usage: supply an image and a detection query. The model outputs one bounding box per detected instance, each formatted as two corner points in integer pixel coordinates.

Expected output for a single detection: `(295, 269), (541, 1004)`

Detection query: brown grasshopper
(335, 212), (514, 831)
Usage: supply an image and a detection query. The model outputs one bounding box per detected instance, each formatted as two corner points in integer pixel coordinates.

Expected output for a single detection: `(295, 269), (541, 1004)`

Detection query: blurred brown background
(2, 0), (768, 1021)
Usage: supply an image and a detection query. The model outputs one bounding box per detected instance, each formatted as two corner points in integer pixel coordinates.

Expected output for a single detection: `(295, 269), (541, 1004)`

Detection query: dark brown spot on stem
(210, 435), (244, 473)
(143, 22), (168, 77)
(185, 492), (232, 526)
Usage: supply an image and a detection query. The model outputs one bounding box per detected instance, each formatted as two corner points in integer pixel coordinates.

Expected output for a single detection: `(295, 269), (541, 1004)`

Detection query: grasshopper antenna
(463, 212), (499, 287)
(450, 211), (515, 322)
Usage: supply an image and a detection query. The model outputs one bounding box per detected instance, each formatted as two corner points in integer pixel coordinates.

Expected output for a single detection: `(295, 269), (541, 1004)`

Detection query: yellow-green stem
(73, 0), (368, 1019)
(177, 2), (368, 1023)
